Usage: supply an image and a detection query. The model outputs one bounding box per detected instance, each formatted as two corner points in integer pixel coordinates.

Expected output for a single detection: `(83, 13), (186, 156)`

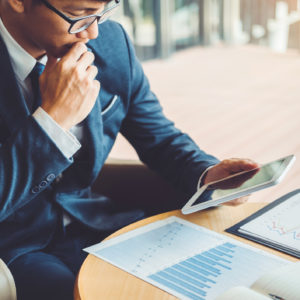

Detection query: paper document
(84, 217), (289, 300)
(239, 193), (300, 251)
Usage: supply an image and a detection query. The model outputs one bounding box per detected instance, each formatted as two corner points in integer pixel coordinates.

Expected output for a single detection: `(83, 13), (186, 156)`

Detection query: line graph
(267, 221), (300, 240)
(239, 193), (300, 249)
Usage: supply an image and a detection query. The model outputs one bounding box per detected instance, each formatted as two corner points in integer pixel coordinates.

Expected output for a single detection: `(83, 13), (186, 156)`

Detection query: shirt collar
(0, 17), (46, 81)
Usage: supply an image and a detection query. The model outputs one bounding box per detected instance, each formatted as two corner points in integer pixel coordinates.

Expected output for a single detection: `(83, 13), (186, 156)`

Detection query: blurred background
(109, 0), (300, 203)
(113, 0), (300, 60)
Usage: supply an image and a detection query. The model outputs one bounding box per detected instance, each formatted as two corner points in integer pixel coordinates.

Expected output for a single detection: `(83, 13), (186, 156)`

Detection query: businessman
(0, 0), (258, 299)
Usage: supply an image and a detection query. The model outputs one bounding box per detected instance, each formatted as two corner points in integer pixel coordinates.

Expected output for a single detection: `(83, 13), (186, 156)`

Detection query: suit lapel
(0, 35), (29, 138)
(66, 42), (108, 186)
(82, 94), (105, 184)
(56, 92), (105, 190)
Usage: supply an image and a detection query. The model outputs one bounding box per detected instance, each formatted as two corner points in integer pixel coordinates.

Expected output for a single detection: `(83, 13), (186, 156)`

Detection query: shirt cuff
(197, 166), (214, 189)
(33, 107), (81, 159)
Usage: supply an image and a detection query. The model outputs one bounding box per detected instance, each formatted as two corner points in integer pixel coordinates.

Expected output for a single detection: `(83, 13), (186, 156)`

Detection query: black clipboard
(226, 189), (300, 259)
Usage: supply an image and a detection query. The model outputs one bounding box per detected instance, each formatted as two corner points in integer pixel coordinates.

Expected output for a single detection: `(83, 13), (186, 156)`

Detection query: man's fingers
(86, 65), (98, 80)
(60, 42), (88, 64)
(93, 79), (101, 94)
(204, 158), (259, 185)
(77, 51), (95, 72)
(223, 196), (249, 206)
(222, 158), (259, 173)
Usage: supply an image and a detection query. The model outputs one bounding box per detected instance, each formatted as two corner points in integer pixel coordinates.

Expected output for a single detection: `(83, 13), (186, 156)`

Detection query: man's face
(19, 0), (106, 58)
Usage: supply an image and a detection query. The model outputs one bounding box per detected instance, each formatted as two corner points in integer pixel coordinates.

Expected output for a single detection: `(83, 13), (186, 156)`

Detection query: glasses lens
(97, 8), (117, 24)
(70, 16), (97, 33)
(69, 1), (120, 33)
(98, 2), (120, 24)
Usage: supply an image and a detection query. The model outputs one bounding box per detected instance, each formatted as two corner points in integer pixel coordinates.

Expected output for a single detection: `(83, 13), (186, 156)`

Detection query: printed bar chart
(148, 242), (268, 299)
(85, 217), (289, 300)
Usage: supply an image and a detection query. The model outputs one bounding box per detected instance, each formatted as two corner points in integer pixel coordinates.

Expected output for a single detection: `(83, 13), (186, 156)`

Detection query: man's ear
(7, 0), (25, 13)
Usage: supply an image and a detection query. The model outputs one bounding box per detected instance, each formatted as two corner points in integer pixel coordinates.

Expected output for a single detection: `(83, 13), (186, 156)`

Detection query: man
(0, 0), (258, 299)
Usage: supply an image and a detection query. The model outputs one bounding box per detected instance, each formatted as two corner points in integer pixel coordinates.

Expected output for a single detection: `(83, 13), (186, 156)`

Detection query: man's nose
(75, 20), (99, 40)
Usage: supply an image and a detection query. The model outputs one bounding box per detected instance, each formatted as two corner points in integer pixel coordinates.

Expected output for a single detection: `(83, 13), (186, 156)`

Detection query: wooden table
(74, 203), (297, 300)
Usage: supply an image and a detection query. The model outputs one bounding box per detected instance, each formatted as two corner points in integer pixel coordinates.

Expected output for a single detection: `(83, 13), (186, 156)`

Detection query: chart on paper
(239, 193), (300, 250)
(84, 217), (288, 300)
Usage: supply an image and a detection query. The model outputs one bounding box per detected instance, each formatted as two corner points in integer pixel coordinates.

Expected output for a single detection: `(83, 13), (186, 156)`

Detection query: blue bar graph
(148, 242), (237, 299)
(85, 216), (289, 300)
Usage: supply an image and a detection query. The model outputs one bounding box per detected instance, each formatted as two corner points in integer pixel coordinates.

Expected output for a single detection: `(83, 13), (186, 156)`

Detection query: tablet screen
(192, 157), (290, 206)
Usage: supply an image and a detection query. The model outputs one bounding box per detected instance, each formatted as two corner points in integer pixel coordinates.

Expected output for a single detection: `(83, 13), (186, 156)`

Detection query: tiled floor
(110, 45), (300, 203)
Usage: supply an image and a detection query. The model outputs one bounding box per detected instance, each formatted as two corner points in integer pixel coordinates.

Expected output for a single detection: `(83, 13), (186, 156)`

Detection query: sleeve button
(31, 186), (40, 194)
(46, 174), (55, 182)
(39, 181), (48, 188)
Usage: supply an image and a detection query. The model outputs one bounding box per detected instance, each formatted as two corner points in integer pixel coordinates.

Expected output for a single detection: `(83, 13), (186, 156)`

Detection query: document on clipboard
(226, 189), (300, 258)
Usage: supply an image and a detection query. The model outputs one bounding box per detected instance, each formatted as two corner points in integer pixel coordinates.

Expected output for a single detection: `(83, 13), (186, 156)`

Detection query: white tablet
(181, 154), (295, 214)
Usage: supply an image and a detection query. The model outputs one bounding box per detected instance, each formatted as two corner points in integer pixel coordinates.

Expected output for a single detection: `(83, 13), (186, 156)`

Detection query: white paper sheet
(84, 217), (289, 300)
(239, 193), (300, 251)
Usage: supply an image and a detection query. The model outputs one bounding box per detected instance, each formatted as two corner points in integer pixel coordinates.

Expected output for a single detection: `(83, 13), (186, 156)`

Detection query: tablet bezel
(181, 154), (295, 215)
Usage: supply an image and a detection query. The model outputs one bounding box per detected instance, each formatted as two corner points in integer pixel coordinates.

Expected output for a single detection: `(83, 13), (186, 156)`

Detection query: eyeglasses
(40, 0), (120, 34)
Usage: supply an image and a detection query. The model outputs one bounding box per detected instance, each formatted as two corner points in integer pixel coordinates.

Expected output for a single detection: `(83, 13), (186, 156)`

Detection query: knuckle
(58, 59), (71, 73)
(77, 42), (87, 52)
(73, 65), (82, 78)
(72, 43), (87, 58)
(87, 51), (95, 61)
(83, 78), (91, 88)
(94, 80), (100, 90)
(92, 65), (98, 73)
(89, 65), (98, 76)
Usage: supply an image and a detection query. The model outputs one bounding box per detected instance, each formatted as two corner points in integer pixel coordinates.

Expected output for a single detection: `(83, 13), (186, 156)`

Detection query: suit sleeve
(33, 107), (81, 159)
(0, 116), (73, 222)
(119, 26), (219, 198)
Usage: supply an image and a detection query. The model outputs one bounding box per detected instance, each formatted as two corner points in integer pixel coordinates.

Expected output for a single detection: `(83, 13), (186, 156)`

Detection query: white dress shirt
(0, 17), (81, 159)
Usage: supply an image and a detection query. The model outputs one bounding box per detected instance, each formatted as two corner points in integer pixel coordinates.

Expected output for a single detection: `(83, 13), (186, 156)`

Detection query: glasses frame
(40, 0), (120, 34)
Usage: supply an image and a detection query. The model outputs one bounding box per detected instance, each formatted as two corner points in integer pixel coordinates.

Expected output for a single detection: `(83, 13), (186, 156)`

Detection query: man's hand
(39, 42), (100, 130)
(203, 158), (259, 206)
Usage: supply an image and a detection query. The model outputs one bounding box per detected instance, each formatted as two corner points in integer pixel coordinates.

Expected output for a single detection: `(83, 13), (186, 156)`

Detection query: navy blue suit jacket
(0, 21), (218, 264)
